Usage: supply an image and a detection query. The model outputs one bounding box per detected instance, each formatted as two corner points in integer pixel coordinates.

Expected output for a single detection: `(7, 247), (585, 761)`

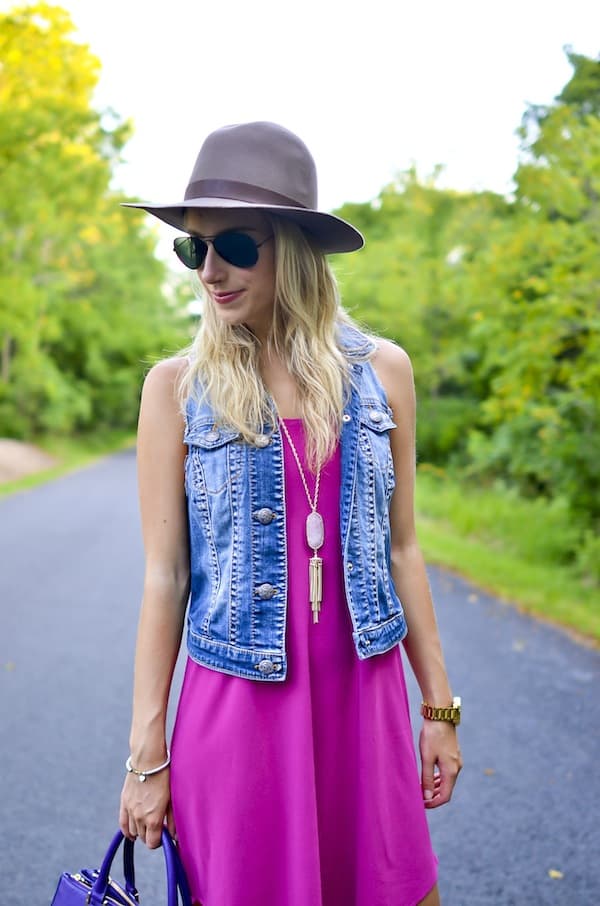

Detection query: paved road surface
(1, 449), (599, 904)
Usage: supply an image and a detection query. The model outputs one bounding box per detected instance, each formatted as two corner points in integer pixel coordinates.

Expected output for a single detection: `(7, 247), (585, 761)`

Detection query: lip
(212, 290), (244, 305)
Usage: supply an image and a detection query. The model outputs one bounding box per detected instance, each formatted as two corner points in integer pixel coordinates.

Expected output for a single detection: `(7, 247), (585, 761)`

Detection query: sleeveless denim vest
(183, 326), (408, 681)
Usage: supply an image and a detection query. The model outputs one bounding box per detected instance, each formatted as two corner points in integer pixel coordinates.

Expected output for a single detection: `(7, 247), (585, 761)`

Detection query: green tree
(334, 171), (510, 462)
(334, 49), (600, 568)
(465, 51), (600, 530)
(0, 3), (189, 437)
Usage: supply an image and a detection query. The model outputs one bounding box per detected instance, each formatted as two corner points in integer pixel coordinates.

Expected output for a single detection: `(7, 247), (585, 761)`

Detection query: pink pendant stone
(306, 512), (324, 550)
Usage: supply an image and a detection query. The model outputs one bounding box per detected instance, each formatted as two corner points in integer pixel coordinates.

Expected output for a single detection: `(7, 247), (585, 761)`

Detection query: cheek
(261, 273), (276, 301)
(256, 247), (276, 296)
(248, 267), (275, 305)
(259, 284), (276, 314)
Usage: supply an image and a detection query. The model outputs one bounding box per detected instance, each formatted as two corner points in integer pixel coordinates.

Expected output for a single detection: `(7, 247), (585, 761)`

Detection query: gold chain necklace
(278, 418), (324, 623)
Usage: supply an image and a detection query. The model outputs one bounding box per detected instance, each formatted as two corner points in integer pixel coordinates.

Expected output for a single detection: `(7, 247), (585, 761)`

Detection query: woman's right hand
(119, 769), (175, 849)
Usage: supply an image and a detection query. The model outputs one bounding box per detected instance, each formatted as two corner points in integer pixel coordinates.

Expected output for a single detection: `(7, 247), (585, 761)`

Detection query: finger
(423, 776), (444, 808)
(166, 803), (177, 842)
(421, 757), (436, 803)
(426, 762), (460, 809)
(145, 820), (163, 850)
(119, 803), (137, 842)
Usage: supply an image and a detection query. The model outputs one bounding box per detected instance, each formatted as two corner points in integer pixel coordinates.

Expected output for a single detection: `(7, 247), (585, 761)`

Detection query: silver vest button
(342, 413), (351, 423)
(204, 430), (220, 442)
(256, 583), (276, 599)
(254, 508), (275, 525)
(255, 434), (271, 448)
(256, 659), (275, 674)
(369, 409), (383, 423)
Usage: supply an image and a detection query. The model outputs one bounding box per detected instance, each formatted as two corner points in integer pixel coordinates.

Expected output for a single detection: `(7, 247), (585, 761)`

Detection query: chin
(215, 311), (246, 326)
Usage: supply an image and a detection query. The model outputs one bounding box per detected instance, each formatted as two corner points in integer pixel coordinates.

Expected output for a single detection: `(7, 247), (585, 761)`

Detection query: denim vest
(183, 326), (408, 681)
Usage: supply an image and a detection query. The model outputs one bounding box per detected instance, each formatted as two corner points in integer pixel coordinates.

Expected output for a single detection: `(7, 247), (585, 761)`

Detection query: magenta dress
(170, 420), (437, 906)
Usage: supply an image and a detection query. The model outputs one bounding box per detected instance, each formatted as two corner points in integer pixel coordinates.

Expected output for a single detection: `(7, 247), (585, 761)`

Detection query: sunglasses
(173, 231), (272, 270)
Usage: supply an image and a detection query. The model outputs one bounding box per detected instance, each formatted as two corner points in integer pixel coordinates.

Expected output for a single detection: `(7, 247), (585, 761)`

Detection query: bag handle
(122, 837), (138, 901)
(89, 829), (191, 906)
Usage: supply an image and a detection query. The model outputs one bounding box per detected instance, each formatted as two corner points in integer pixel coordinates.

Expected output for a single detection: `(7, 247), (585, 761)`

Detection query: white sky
(5, 1), (599, 233)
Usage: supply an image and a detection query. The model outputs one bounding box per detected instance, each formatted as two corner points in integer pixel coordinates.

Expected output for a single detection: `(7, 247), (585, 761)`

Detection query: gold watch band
(421, 696), (461, 726)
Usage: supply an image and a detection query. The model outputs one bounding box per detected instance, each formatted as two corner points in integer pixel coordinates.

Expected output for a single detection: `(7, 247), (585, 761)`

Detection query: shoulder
(370, 338), (415, 407)
(143, 355), (189, 391)
(139, 356), (189, 428)
(371, 337), (413, 373)
(142, 356), (188, 401)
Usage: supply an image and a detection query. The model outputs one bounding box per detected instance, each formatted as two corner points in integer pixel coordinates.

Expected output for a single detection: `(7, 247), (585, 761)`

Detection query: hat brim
(121, 198), (364, 255)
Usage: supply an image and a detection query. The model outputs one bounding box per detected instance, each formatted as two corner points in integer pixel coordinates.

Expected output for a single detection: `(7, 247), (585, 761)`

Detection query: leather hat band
(184, 178), (306, 209)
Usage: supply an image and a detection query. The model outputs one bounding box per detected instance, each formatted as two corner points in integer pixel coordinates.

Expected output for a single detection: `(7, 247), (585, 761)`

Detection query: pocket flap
(359, 402), (396, 433)
(184, 419), (239, 449)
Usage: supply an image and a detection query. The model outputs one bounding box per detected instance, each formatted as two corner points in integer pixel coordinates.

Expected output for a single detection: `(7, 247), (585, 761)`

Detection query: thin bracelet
(125, 750), (171, 783)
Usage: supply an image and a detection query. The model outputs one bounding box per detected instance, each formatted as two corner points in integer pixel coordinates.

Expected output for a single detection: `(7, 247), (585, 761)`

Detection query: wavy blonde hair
(177, 214), (365, 469)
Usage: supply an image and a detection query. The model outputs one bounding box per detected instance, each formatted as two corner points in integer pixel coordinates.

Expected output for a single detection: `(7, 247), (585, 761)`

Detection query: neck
(244, 317), (272, 345)
(259, 350), (301, 419)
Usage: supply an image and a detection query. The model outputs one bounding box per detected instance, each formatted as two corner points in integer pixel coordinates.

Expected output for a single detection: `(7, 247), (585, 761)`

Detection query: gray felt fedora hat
(122, 121), (364, 255)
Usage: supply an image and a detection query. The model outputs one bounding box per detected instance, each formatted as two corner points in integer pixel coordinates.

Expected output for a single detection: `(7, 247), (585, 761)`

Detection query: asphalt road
(1, 448), (598, 905)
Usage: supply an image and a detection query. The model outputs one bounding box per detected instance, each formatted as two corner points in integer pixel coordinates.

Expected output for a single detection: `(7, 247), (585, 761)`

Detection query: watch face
(451, 697), (461, 725)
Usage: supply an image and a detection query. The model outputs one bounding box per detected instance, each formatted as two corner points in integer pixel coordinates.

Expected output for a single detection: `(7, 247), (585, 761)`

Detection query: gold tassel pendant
(310, 554), (323, 623)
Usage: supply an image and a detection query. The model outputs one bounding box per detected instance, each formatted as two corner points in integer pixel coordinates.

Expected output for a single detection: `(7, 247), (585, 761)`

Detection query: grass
(0, 430), (136, 498)
(415, 465), (600, 646)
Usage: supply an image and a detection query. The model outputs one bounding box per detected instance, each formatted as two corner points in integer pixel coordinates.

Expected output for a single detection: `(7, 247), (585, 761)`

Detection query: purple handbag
(50, 829), (192, 906)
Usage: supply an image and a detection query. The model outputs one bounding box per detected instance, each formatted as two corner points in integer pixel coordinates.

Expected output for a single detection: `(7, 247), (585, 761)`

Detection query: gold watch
(421, 696), (461, 726)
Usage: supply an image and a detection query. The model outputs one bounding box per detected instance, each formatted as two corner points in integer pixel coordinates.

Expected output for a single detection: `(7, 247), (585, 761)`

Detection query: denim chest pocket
(358, 402), (397, 495)
(184, 422), (240, 496)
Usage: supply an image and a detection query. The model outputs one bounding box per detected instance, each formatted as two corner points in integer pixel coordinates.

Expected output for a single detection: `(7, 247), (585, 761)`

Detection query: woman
(119, 121), (462, 906)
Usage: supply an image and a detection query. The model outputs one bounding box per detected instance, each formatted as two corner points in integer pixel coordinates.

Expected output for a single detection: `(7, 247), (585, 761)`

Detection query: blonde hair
(177, 214), (364, 469)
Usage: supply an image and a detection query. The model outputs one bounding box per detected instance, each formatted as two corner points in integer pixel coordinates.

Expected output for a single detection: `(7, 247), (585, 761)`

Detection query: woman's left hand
(419, 719), (462, 808)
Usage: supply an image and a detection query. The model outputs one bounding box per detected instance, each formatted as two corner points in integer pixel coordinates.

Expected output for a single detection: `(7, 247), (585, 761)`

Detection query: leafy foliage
(0, 3), (190, 438)
(334, 50), (600, 577)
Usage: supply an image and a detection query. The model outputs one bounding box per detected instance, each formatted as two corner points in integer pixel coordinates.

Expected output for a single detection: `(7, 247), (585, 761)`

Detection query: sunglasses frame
(173, 231), (272, 270)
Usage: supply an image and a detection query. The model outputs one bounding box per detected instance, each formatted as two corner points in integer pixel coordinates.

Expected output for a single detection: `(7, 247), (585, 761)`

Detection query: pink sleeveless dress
(170, 420), (437, 906)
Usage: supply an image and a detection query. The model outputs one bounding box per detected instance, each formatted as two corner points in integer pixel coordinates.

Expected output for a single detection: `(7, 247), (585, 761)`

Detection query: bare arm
(372, 340), (462, 807)
(119, 357), (190, 847)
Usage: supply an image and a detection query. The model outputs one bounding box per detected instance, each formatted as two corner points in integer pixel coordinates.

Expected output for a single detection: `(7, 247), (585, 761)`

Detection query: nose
(200, 242), (227, 283)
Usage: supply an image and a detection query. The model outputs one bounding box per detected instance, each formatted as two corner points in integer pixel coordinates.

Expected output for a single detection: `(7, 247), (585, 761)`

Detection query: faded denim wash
(183, 326), (407, 681)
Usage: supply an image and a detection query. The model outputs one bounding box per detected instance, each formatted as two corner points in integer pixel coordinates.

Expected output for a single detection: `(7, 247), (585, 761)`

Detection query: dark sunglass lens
(173, 236), (207, 269)
(214, 232), (259, 268)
